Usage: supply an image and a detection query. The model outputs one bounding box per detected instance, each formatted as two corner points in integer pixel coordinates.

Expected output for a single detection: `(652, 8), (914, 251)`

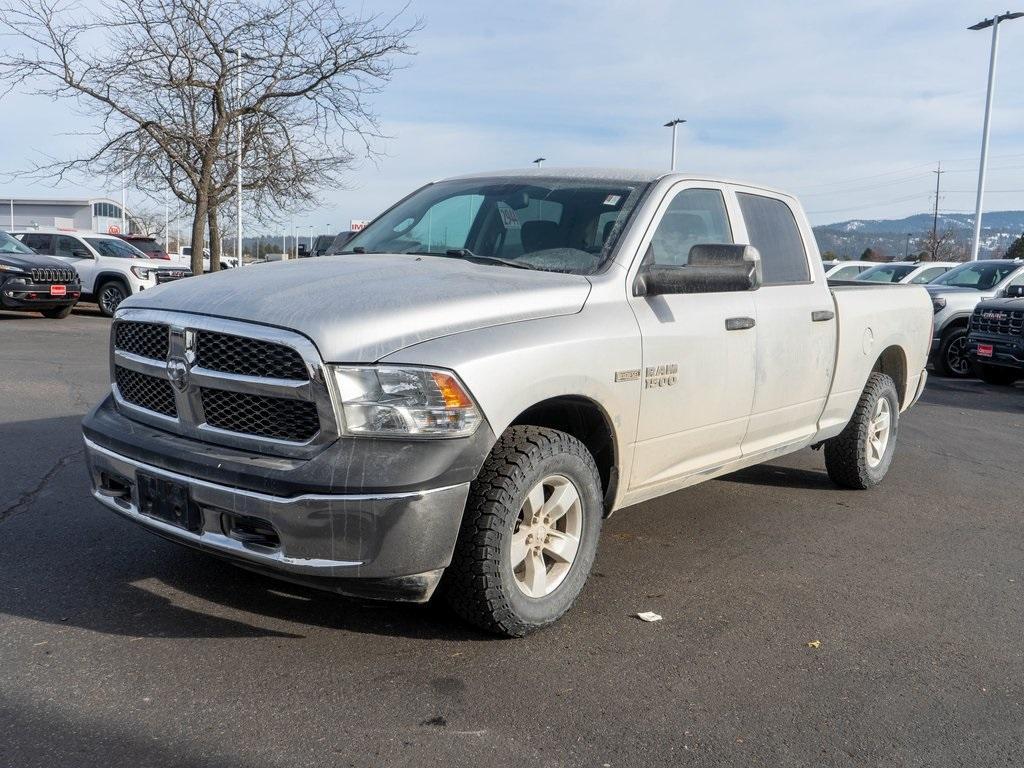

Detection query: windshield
(86, 238), (148, 259)
(857, 264), (916, 283)
(0, 231), (34, 255)
(930, 262), (1020, 290)
(340, 176), (651, 274)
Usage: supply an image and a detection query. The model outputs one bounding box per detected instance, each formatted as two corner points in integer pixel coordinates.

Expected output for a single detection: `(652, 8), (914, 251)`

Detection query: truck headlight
(130, 266), (151, 279)
(931, 297), (946, 313)
(329, 365), (482, 438)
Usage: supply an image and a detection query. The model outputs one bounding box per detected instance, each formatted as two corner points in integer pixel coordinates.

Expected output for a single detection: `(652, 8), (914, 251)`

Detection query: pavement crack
(0, 446), (84, 524)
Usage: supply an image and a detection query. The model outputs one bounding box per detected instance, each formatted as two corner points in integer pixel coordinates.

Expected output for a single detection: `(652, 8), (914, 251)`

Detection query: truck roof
(442, 167), (795, 198)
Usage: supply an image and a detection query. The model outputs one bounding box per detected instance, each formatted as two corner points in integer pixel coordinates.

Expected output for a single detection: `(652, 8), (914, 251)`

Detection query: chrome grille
(971, 307), (1024, 336)
(109, 309), (337, 458)
(31, 267), (76, 283)
(114, 366), (177, 417)
(114, 321), (169, 360)
(196, 331), (309, 380)
(155, 270), (190, 284)
(201, 388), (320, 441)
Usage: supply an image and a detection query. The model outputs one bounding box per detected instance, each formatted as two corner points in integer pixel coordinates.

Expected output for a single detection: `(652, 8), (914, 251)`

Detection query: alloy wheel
(865, 396), (891, 469)
(510, 474), (583, 598)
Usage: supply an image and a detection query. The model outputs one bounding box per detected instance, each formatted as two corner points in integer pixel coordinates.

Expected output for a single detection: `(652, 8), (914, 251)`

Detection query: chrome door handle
(725, 317), (755, 331)
(811, 310), (835, 322)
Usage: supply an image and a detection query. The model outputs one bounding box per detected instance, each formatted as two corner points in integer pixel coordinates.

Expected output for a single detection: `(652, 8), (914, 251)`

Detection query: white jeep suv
(13, 230), (191, 316)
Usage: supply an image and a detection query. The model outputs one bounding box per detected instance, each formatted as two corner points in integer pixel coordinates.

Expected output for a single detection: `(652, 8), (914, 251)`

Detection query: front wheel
(442, 426), (603, 637)
(935, 327), (971, 378)
(824, 372), (900, 490)
(975, 362), (1020, 386)
(97, 280), (128, 317)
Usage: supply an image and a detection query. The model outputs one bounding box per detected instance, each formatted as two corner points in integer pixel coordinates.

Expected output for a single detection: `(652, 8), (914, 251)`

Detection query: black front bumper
(967, 332), (1024, 371)
(0, 276), (81, 310)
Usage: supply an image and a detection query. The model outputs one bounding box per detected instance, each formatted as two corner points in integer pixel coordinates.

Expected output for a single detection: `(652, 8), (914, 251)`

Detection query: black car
(0, 231), (82, 319)
(967, 284), (1024, 386)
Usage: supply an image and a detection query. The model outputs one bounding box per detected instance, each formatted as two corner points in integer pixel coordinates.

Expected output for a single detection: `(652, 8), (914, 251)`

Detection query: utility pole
(968, 12), (1023, 260)
(904, 233), (911, 259)
(931, 163), (944, 260)
(664, 118), (686, 170)
(532, 158), (545, 168)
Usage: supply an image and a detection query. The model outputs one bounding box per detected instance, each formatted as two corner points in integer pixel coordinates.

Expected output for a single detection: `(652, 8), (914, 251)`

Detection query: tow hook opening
(97, 472), (133, 508)
(220, 512), (281, 550)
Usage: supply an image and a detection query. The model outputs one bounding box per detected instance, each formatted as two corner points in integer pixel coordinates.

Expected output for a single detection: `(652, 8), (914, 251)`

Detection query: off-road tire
(935, 326), (971, 378)
(975, 362), (1020, 386)
(441, 426), (603, 637)
(40, 305), (74, 319)
(97, 280), (129, 317)
(824, 372), (900, 490)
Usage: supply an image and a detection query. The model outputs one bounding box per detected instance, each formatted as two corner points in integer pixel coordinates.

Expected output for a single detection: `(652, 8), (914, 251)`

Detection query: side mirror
(71, 249), (92, 259)
(1004, 284), (1024, 298)
(634, 244), (762, 297)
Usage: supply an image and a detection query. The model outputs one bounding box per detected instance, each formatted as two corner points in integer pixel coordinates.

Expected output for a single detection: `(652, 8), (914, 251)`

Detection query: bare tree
(0, 0), (416, 275)
(918, 228), (970, 262)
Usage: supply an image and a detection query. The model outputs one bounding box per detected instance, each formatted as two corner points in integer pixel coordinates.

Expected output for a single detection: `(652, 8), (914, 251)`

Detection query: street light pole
(532, 157), (545, 168)
(663, 118), (686, 170)
(968, 12), (1023, 261)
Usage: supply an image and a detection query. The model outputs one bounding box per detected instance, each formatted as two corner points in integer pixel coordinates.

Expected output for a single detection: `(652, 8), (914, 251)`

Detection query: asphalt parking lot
(1, 307), (1022, 768)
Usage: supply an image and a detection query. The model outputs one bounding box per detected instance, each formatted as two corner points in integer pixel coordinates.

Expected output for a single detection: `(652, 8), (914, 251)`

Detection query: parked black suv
(0, 231), (82, 318)
(967, 284), (1024, 385)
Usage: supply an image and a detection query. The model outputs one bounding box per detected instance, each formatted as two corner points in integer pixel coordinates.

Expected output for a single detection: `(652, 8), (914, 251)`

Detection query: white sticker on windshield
(499, 206), (521, 229)
(603, 194), (621, 206)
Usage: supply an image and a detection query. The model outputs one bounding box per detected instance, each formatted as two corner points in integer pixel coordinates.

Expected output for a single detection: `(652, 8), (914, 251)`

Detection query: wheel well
(941, 317), (970, 337)
(95, 272), (131, 295)
(873, 345), (908, 407)
(509, 396), (617, 514)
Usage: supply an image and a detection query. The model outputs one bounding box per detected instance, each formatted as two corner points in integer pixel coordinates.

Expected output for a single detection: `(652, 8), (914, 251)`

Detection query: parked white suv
(856, 260), (957, 285)
(14, 230), (191, 316)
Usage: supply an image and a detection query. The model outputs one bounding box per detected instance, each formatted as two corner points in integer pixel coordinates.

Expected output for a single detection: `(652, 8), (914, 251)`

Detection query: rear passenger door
(628, 184), (757, 490)
(734, 191), (835, 455)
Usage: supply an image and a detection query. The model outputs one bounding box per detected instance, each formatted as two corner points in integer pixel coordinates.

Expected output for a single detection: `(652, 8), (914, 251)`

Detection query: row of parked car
(824, 257), (1024, 385)
(0, 228), (192, 318)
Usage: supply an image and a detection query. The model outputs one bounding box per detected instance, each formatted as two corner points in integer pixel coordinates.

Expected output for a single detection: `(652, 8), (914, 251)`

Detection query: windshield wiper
(420, 248), (537, 270)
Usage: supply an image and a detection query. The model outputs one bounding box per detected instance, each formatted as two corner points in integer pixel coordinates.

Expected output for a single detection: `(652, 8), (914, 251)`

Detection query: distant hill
(813, 210), (1024, 260)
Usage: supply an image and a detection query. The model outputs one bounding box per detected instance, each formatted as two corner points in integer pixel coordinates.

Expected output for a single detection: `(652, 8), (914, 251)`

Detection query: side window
(830, 265), (860, 280)
(55, 236), (81, 258)
(736, 193), (809, 285)
(648, 188), (732, 266)
(21, 234), (53, 253)
(910, 266), (946, 284)
(1007, 270), (1024, 288)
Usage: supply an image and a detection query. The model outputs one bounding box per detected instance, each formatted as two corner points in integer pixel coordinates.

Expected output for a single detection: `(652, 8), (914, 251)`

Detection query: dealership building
(4, 197), (136, 235)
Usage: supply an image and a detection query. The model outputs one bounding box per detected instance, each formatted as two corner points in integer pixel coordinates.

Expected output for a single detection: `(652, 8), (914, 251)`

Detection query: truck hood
(121, 253), (592, 361)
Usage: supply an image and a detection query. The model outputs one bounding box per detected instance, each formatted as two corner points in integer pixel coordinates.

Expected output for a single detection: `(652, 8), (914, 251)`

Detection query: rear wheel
(441, 426), (603, 637)
(935, 326), (971, 378)
(975, 362), (1020, 386)
(97, 280), (128, 317)
(40, 305), (73, 319)
(824, 372), (900, 490)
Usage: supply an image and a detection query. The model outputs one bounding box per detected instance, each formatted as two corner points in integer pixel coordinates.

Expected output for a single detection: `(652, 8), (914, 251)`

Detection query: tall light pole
(968, 12), (1023, 261)
(664, 118), (686, 170)
(532, 157), (545, 168)
(225, 47), (252, 265)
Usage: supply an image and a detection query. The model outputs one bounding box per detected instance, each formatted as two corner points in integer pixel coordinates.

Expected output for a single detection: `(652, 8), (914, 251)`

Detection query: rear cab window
(735, 192), (810, 285)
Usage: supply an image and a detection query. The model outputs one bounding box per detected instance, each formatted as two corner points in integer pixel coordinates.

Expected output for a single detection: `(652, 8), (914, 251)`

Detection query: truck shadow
(720, 463), (836, 491)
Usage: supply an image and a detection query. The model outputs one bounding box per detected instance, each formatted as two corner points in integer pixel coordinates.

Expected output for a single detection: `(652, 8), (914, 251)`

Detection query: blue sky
(3, 0), (1024, 232)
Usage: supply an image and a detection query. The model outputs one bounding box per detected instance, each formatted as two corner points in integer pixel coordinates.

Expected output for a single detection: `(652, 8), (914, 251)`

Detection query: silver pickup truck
(83, 168), (933, 636)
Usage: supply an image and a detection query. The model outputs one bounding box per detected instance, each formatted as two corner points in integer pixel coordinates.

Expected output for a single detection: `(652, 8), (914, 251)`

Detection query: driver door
(627, 184), (757, 491)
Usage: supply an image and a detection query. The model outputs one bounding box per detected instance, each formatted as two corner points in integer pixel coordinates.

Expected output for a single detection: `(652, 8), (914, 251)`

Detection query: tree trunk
(189, 191), (207, 277)
(208, 206), (221, 272)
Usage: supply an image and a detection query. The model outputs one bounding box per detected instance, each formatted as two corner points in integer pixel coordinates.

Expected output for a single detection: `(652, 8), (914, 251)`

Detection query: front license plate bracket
(136, 472), (202, 532)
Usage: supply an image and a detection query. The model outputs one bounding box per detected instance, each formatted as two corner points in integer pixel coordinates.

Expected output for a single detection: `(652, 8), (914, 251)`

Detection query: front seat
(521, 220), (562, 253)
